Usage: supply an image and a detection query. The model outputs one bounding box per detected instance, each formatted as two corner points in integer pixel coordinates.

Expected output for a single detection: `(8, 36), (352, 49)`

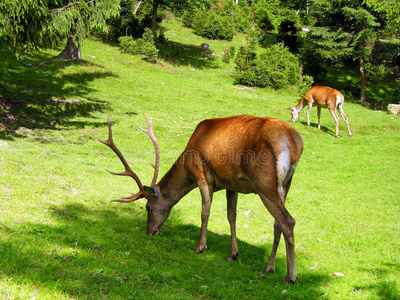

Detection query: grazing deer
(94, 114), (303, 283)
(289, 86), (352, 137)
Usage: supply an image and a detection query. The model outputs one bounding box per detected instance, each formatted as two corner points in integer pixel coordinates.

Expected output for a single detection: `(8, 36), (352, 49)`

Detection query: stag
(94, 114), (303, 283)
(289, 86), (352, 137)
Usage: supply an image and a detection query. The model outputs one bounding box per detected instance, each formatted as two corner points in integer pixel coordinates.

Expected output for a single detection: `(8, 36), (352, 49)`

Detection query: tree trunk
(360, 57), (366, 103)
(55, 36), (81, 60)
(151, 0), (159, 40)
(133, 0), (142, 15)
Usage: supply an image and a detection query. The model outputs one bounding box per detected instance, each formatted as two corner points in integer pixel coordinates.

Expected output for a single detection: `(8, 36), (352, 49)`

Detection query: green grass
(1, 17), (400, 299)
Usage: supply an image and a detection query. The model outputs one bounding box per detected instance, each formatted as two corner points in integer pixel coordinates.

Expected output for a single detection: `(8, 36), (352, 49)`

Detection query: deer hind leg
(259, 192), (297, 283)
(265, 165), (295, 273)
(195, 179), (214, 254)
(226, 190), (239, 261)
(337, 104), (352, 137)
(329, 109), (340, 137)
(265, 219), (282, 273)
(317, 107), (321, 129)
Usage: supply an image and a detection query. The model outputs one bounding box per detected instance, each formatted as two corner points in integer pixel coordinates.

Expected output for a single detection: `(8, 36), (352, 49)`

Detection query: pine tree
(305, 0), (380, 103)
(0, 0), (120, 57)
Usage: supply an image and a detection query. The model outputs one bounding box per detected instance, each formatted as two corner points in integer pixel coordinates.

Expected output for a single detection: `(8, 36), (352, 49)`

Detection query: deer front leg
(306, 102), (313, 126)
(226, 190), (239, 261)
(195, 181), (213, 254)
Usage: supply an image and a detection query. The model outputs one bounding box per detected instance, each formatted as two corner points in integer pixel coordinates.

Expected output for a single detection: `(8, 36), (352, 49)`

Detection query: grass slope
(1, 18), (400, 299)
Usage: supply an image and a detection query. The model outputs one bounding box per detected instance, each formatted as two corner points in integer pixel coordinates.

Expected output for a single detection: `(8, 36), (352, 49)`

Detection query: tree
(0, 0), (120, 56)
(305, 0), (381, 103)
(364, 0), (400, 37)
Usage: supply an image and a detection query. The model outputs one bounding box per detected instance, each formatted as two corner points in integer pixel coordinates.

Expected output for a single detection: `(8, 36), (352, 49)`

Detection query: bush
(119, 28), (158, 63)
(234, 43), (308, 90)
(223, 45), (236, 63)
(192, 10), (235, 40)
(182, 7), (198, 28)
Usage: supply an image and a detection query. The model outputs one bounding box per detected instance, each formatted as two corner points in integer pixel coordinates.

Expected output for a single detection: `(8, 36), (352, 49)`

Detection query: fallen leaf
(308, 262), (317, 270)
(316, 238), (336, 246)
(333, 272), (345, 277)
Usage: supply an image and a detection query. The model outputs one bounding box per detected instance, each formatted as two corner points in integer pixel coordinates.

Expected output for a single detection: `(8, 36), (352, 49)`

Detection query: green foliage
(234, 43), (306, 90)
(119, 28), (158, 62)
(222, 45), (236, 63)
(233, 30), (260, 74)
(0, 0), (120, 53)
(277, 19), (300, 52)
(191, 9), (235, 40)
(101, 0), (153, 43)
(189, 0), (253, 40)
(253, 0), (280, 31)
(182, 6), (199, 27)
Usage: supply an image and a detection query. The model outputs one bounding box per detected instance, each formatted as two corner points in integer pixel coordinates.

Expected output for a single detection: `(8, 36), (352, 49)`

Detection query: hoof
(263, 265), (275, 273)
(226, 252), (239, 261)
(284, 274), (298, 284)
(195, 245), (207, 253)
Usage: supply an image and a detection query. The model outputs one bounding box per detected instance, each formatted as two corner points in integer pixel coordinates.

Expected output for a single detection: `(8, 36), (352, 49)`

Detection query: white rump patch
(336, 94), (343, 107)
(277, 137), (292, 197)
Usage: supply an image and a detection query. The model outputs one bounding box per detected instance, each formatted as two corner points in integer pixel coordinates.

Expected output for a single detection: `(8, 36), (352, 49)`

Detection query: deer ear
(144, 186), (160, 198)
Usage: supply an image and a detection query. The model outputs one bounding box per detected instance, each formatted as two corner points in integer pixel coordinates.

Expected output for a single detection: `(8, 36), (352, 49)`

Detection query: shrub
(119, 28), (158, 63)
(191, 10), (235, 41)
(234, 43), (308, 90)
(223, 45), (236, 63)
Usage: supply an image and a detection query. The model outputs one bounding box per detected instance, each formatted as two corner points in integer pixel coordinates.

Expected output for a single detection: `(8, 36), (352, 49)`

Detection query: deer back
(171, 115), (303, 194)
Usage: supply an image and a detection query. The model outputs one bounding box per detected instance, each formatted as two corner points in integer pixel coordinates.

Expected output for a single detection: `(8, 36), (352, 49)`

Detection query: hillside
(0, 17), (399, 299)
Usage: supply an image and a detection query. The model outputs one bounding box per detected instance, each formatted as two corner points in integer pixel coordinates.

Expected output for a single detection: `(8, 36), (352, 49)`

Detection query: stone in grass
(388, 104), (400, 115)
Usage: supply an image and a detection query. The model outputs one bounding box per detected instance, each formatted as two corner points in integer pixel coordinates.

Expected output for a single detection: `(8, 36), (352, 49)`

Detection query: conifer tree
(0, 0), (120, 57)
(305, 0), (381, 103)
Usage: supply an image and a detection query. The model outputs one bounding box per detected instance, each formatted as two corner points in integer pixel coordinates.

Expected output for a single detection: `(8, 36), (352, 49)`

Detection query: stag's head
(288, 107), (299, 123)
(94, 115), (171, 236)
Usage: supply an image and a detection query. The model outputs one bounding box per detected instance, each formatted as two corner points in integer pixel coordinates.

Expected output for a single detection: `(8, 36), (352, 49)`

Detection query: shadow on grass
(158, 41), (221, 69)
(0, 48), (115, 139)
(299, 121), (336, 137)
(0, 203), (330, 299)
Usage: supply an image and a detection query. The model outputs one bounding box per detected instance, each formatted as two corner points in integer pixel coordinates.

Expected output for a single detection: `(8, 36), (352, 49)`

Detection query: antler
(137, 114), (160, 187)
(94, 114), (160, 202)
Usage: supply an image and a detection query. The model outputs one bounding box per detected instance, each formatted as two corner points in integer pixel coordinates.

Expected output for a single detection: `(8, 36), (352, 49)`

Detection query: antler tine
(94, 115), (145, 193)
(110, 192), (143, 203)
(137, 114), (160, 187)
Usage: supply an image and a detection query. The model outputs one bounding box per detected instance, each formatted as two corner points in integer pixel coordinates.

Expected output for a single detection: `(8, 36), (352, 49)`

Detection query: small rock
(388, 104), (400, 115)
(333, 272), (345, 277)
(282, 290), (288, 294)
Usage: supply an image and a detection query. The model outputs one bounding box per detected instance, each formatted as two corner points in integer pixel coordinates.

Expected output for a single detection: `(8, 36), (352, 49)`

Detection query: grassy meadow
(1, 18), (400, 299)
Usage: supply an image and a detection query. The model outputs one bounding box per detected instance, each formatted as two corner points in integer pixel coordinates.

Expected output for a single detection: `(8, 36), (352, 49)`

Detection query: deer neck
(156, 159), (197, 206)
(295, 98), (307, 112)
